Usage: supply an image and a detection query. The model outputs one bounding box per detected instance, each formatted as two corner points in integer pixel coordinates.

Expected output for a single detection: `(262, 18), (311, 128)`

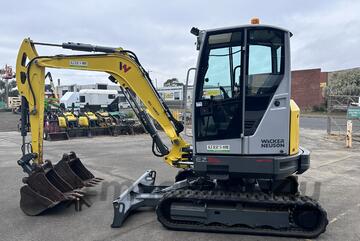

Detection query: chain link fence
(326, 95), (360, 139)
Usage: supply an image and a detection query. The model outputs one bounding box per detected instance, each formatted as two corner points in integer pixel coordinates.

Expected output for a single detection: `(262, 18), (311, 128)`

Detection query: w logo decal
(120, 62), (131, 73)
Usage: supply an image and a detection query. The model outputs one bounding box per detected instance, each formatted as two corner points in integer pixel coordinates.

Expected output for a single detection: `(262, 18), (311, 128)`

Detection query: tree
(327, 69), (360, 96)
(7, 80), (18, 96)
(0, 80), (5, 101)
(8, 79), (16, 89)
(0, 79), (18, 99)
(163, 78), (183, 87)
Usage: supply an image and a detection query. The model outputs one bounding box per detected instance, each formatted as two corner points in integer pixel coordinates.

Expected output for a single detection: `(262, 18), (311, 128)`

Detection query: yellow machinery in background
(82, 111), (98, 127)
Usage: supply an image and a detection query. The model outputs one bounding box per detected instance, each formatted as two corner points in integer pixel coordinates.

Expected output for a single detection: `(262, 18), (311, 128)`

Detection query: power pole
(5, 79), (8, 108)
(2, 65), (14, 108)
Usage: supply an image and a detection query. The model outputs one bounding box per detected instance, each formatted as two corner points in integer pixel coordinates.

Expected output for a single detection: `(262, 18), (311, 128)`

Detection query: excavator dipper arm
(16, 38), (191, 167)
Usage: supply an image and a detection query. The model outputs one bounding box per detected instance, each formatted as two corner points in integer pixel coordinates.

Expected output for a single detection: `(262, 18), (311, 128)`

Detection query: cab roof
(203, 24), (292, 37)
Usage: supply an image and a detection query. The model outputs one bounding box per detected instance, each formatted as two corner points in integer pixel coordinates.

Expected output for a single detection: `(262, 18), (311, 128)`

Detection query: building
(291, 68), (327, 110)
(157, 86), (193, 109)
(56, 83), (121, 97)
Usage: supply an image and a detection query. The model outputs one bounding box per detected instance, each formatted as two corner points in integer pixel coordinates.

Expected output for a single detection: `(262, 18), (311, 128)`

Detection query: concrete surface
(0, 111), (19, 132)
(300, 114), (360, 131)
(0, 128), (360, 241)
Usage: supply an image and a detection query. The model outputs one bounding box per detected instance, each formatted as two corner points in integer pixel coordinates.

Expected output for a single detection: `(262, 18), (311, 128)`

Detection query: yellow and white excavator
(16, 19), (328, 238)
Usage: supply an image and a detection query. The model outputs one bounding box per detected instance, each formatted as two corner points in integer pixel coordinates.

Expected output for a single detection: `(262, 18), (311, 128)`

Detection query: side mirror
(190, 27), (200, 36)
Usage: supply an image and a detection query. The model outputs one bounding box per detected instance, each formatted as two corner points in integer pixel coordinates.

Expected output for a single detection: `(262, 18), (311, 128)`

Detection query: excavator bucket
(54, 152), (103, 188)
(18, 152), (102, 216)
(20, 161), (76, 215)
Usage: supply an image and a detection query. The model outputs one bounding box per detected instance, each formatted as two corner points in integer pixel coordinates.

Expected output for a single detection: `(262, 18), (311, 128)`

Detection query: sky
(1, 0), (359, 86)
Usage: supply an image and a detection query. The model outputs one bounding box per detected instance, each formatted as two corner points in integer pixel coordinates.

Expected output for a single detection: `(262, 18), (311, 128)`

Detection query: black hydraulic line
(140, 69), (184, 135)
(25, 55), (54, 114)
(25, 57), (40, 112)
(20, 96), (28, 138)
(127, 89), (169, 157)
(20, 96), (28, 155)
(112, 79), (169, 157)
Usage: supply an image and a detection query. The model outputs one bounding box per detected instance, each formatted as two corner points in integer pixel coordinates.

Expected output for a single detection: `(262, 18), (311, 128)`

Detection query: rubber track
(156, 189), (328, 238)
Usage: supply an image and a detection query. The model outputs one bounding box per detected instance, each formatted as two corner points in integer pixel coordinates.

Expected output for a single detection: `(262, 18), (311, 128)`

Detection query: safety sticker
(206, 144), (230, 152)
(69, 60), (88, 67)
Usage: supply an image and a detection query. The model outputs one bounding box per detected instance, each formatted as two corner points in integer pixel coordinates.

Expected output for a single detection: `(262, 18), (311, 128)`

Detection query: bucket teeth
(19, 152), (102, 216)
(87, 180), (101, 185)
(84, 183), (96, 187)
(67, 192), (84, 198)
(73, 190), (86, 195)
(91, 179), (102, 183)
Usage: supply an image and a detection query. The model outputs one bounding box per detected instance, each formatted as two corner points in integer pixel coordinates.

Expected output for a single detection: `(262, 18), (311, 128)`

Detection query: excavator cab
(192, 25), (308, 180)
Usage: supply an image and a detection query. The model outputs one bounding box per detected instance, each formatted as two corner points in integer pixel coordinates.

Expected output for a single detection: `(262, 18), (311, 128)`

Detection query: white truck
(60, 89), (130, 111)
(60, 92), (80, 109)
(78, 89), (119, 111)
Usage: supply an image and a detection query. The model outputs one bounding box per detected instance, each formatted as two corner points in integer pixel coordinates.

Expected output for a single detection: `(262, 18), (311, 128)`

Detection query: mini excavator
(16, 19), (328, 238)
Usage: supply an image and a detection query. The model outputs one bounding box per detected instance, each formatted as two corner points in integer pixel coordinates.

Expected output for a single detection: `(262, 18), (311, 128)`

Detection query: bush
(327, 69), (360, 96)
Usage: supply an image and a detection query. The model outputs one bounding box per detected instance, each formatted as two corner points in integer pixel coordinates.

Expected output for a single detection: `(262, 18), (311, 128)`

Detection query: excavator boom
(16, 38), (190, 167)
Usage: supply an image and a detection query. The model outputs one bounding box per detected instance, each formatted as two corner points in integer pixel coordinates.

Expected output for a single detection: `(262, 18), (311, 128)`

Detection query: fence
(326, 95), (360, 138)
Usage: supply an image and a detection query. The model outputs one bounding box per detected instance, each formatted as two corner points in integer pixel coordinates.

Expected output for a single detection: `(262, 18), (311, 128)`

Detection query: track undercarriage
(112, 170), (327, 238)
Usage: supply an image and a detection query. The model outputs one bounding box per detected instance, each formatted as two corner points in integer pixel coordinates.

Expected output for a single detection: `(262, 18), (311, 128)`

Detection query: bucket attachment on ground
(44, 118), (69, 141)
(47, 132), (70, 141)
(17, 152), (102, 216)
(54, 152), (103, 188)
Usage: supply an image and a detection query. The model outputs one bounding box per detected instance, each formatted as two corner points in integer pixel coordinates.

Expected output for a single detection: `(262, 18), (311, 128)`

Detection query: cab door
(194, 31), (244, 154)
